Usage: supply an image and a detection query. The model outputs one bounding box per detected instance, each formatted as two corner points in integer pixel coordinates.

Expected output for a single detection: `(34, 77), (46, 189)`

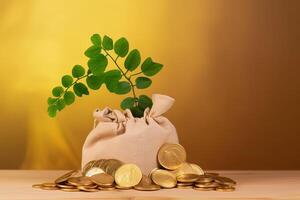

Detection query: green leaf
(124, 49), (141, 71)
(56, 99), (65, 111)
(73, 83), (89, 97)
(72, 65), (85, 78)
(64, 91), (75, 105)
(91, 34), (101, 46)
(84, 46), (101, 58)
(52, 86), (64, 97)
(48, 105), (57, 117)
(88, 54), (108, 76)
(120, 97), (135, 110)
(135, 77), (152, 89)
(114, 37), (129, 57)
(141, 57), (163, 76)
(61, 75), (73, 88)
(105, 80), (118, 92)
(105, 70), (122, 81)
(102, 35), (113, 50)
(86, 74), (104, 90)
(47, 97), (57, 105)
(114, 81), (131, 94)
(138, 95), (153, 110)
(130, 106), (144, 118)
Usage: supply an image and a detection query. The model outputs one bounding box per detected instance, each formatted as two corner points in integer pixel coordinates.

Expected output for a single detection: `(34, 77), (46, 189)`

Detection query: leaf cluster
(48, 34), (163, 118)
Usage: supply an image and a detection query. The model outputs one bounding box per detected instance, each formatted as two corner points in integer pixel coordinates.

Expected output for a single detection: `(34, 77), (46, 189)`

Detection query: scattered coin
(177, 185), (193, 189)
(158, 143), (186, 170)
(99, 186), (115, 191)
(151, 169), (177, 188)
(176, 182), (193, 186)
(115, 163), (142, 187)
(214, 176), (236, 186)
(115, 185), (132, 190)
(68, 176), (94, 186)
(194, 182), (220, 188)
(32, 184), (43, 189)
(215, 186), (235, 192)
(85, 167), (105, 177)
(205, 172), (219, 177)
(193, 187), (215, 191)
(189, 163), (204, 175)
(90, 173), (114, 187)
(56, 184), (76, 189)
(134, 184), (161, 191)
(78, 186), (99, 192)
(41, 186), (59, 190)
(55, 170), (80, 184)
(42, 183), (56, 187)
(60, 188), (80, 192)
(195, 175), (214, 183)
(177, 174), (200, 183)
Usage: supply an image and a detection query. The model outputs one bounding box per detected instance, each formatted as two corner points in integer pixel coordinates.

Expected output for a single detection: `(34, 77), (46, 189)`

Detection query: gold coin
(90, 173), (114, 186)
(195, 175), (214, 183)
(148, 168), (158, 178)
(176, 174), (200, 183)
(205, 172), (219, 177)
(171, 162), (195, 177)
(216, 186), (235, 192)
(78, 186), (99, 192)
(115, 164), (142, 187)
(32, 184), (43, 189)
(56, 183), (76, 189)
(60, 188), (80, 192)
(68, 176), (94, 186)
(194, 182), (220, 188)
(177, 185), (193, 189)
(41, 186), (59, 190)
(55, 170), (79, 184)
(99, 186), (115, 191)
(85, 167), (105, 177)
(176, 182), (193, 186)
(139, 175), (153, 186)
(82, 160), (96, 174)
(158, 143), (186, 170)
(193, 187), (215, 191)
(214, 176), (236, 186)
(151, 169), (177, 188)
(115, 185), (132, 190)
(134, 184), (161, 191)
(105, 159), (123, 176)
(42, 182), (56, 187)
(189, 163), (204, 175)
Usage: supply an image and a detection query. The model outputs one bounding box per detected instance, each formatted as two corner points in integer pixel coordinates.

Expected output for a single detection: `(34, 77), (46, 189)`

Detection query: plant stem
(103, 49), (137, 103)
(129, 71), (142, 78)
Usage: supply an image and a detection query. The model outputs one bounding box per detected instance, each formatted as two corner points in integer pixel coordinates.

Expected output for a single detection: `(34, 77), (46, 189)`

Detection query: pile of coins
(33, 143), (236, 192)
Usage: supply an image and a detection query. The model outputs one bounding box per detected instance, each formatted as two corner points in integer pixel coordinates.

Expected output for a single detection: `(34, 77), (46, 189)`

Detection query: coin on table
(176, 182), (193, 186)
(157, 143), (186, 170)
(105, 159), (123, 176)
(134, 184), (161, 191)
(205, 172), (219, 177)
(99, 186), (115, 191)
(60, 188), (80, 192)
(193, 187), (215, 191)
(194, 181), (220, 188)
(177, 185), (193, 189)
(171, 162), (194, 176)
(68, 176), (94, 186)
(82, 160), (96, 174)
(195, 175), (214, 183)
(216, 186), (235, 192)
(189, 163), (204, 175)
(32, 184), (43, 189)
(90, 173), (114, 187)
(85, 167), (105, 177)
(148, 168), (158, 179)
(151, 169), (177, 188)
(115, 164), (142, 187)
(42, 182), (56, 187)
(177, 174), (200, 183)
(56, 183), (77, 189)
(78, 186), (99, 192)
(139, 175), (154, 186)
(41, 186), (59, 190)
(55, 170), (79, 184)
(214, 176), (236, 186)
(115, 185), (132, 190)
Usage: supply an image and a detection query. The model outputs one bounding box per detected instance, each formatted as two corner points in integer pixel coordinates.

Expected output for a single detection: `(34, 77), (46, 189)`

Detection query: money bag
(81, 94), (179, 174)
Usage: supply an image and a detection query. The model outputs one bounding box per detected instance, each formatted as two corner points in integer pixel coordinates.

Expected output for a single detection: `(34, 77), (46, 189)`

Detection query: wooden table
(0, 170), (299, 200)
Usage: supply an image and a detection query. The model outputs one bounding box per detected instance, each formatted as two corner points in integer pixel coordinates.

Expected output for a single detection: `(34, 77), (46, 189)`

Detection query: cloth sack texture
(81, 94), (179, 174)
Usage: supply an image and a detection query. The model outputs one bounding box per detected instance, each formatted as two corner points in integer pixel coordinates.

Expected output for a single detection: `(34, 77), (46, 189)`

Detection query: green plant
(47, 34), (163, 118)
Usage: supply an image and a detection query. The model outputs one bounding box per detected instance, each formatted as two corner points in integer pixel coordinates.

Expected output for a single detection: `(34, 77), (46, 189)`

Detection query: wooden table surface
(0, 170), (299, 200)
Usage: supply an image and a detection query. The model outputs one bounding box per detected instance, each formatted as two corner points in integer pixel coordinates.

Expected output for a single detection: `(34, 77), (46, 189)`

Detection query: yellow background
(0, 0), (299, 169)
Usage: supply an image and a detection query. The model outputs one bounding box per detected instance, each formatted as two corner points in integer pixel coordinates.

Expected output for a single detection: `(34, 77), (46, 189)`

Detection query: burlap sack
(81, 94), (178, 174)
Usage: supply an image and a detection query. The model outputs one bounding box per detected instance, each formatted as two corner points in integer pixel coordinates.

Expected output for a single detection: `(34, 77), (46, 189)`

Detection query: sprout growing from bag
(47, 34), (163, 118)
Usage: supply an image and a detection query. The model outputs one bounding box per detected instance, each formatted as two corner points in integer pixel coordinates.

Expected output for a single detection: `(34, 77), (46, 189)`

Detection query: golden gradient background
(0, 0), (299, 170)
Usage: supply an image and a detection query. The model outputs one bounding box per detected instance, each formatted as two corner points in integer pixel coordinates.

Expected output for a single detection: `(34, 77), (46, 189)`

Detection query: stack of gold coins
(33, 143), (237, 192)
